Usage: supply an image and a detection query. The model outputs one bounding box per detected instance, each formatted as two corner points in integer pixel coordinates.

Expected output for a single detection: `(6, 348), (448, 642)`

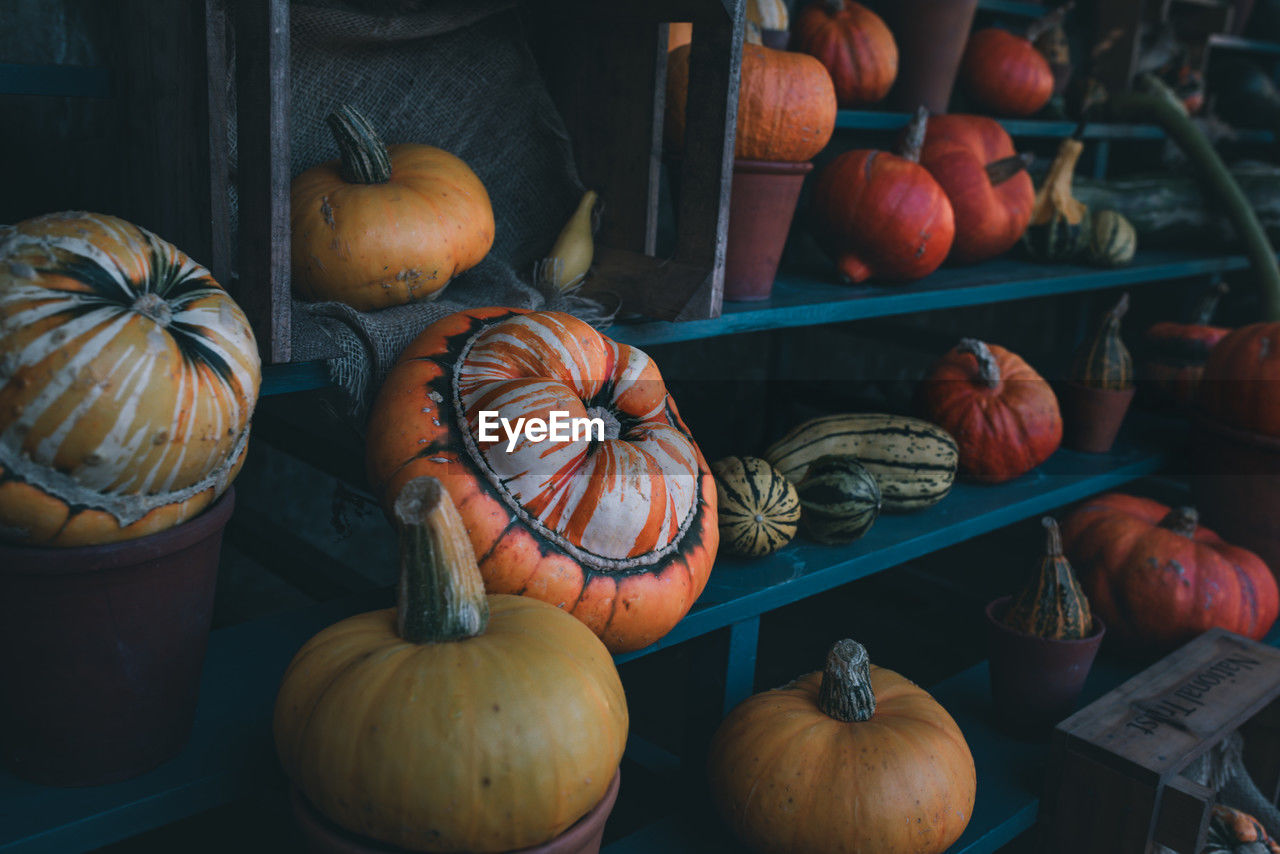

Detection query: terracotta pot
(0, 489), (233, 786)
(1191, 414), (1280, 576)
(880, 0), (980, 113)
(725, 159), (812, 301)
(985, 596), (1105, 738)
(291, 770), (622, 854)
(1059, 382), (1136, 454)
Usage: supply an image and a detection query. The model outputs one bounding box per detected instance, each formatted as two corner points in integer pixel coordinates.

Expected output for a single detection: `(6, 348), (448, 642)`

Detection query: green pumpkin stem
(900, 106), (929, 164)
(327, 105), (393, 185)
(1071, 292), (1134, 390)
(959, 338), (1001, 388)
(1192, 278), (1229, 325)
(393, 476), (489, 643)
(986, 153), (1034, 187)
(1159, 506), (1199, 538)
(818, 640), (876, 722)
(1003, 517), (1093, 641)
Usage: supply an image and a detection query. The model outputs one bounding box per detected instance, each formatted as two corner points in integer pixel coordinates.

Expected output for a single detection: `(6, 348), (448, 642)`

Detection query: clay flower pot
(291, 770), (622, 854)
(880, 0), (980, 113)
(724, 159), (813, 301)
(1191, 413), (1280, 575)
(0, 489), (234, 786)
(1059, 381), (1135, 454)
(985, 596), (1105, 738)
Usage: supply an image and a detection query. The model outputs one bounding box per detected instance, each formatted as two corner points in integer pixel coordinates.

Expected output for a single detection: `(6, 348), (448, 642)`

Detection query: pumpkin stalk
(959, 338), (1002, 387)
(327, 105), (393, 185)
(393, 476), (489, 643)
(818, 639), (876, 722)
(1158, 506), (1200, 538)
(900, 106), (929, 164)
(986, 152), (1034, 186)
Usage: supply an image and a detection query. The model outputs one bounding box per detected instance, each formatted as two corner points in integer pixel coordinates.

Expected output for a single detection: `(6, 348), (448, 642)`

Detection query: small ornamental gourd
(919, 339), (1063, 483)
(274, 477), (628, 853)
(1061, 493), (1280, 651)
(708, 640), (976, 854)
(764, 413), (958, 511)
(0, 212), (260, 546)
(1144, 279), (1231, 408)
(1071, 293), (1134, 390)
(792, 0), (897, 108)
(1204, 805), (1280, 854)
(811, 108), (956, 283)
(794, 455), (882, 545)
(291, 106), (495, 311)
(712, 456), (800, 557)
(1088, 210), (1137, 267)
(1003, 517), (1093, 640)
(1024, 135), (1092, 262)
(536, 190), (597, 293)
(1199, 322), (1280, 437)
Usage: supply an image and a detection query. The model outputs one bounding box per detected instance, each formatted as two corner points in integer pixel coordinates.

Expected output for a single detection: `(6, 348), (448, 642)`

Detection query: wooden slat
(234, 0), (291, 363)
(0, 63), (110, 98)
(204, 0), (233, 286)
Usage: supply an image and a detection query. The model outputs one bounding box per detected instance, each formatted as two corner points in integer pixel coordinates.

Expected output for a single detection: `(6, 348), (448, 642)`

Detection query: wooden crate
(1040, 629), (1280, 853)
(199, 0), (743, 364)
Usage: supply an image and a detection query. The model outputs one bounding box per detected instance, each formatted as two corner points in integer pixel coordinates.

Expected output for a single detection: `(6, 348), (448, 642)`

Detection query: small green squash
(712, 456), (801, 557)
(1024, 136), (1091, 262)
(1003, 517), (1093, 640)
(1071, 292), (1134, 390)
(1088, 209), (1136, 267)
(795, 455), (882, 545)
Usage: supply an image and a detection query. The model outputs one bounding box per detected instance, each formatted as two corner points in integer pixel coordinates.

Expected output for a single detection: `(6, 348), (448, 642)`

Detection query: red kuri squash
(365, 308), (718, 653)
(960, 28), (1054, 117)
(792, 0), (898, 108)
(1198, 321), (1280, 437)
(918, 114), (1035, 264)
(919, 338), (1062, 482)
(1061, 493), (1279, 651)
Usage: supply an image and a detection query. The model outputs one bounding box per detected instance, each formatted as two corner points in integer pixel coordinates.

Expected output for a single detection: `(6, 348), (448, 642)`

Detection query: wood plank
(0, 63), (110, 98)
(204, 0), (233, 286)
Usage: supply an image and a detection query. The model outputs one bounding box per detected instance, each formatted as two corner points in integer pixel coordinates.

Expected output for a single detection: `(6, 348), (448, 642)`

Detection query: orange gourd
(961, 28), (1054, 117)
(793, 0), (898, 108)
(290, 105), (494, 311)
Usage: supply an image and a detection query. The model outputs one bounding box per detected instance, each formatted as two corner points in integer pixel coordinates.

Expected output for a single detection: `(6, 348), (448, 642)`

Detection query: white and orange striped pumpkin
(366, 308), (718, 653)
(0, 212), (260, 546)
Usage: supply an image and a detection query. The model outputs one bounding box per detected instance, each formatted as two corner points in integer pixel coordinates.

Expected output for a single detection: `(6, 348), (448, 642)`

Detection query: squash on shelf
(1199, 321), (1280, 437)
(792, 0), (897, 108)
(1143, 279), (1231, 408)
(1088, 210), (1137, 267)
(274, 476), (628, 853)
(712, 456), (800, 557)
(1071, 292), (1134, 390)
(795, 455), (882, 545)
(960, 8), (1069, 117)
(1023, 133), (1092, 263)
(1003, 517), (1093, 640)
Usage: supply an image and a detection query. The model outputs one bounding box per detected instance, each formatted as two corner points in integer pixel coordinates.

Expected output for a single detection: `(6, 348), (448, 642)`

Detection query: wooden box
(1040, 629), (1280, 853)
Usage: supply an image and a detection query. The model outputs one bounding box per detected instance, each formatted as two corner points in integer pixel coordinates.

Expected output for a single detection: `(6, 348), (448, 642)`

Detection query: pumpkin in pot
(712, 456), (800, 558)
(792, 0), (897, 108)
(291, 105), (495, 311)
(1070, 292), (1134, 390)
(919, 338), (1062, 482)
(275, 477), (628, 853)
(1199, 321), (1280, 437)
(667, 43), (836, 163)
(1061, 492), (1279, 651)
(918, 114), (1035, 264)
(811, 108), (956, 283)
(1003, 517), (1093, 640)
(365, 308), (718, 654)
(708, 639), (976, 854)
(1144, 279), (1230, 408)
(960, 27), (1055, 117)
(0, 211), (260, 546)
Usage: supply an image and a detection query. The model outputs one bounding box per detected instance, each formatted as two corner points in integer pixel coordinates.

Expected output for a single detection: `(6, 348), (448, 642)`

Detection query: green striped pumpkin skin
(711, 457), (800, 557)
(1023, 206), (1091, 262)
(1003, 517), (1093, 640)
(1088, 209), (1136, 267)
(764, 414), (958, 511)
(1071, 292), (1133, 390)
(795, 456), (882, 545)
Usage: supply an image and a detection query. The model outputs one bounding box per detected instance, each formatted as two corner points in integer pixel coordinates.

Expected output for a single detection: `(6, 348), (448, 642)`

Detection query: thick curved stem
(901, 106), (929, 164)
(959, 338), (1002, 387)
(326, 105), (393, 185)
(1159, 506), (1200, 538)
(818, 640), (876, 722)
(986, 153), (1034, 187)
(393, 476), (489, 643)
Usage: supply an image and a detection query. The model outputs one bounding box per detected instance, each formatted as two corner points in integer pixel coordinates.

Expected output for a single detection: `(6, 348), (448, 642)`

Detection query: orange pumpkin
(667, 43), (837, 163)
(1199, 322), (1280, 437)
(0, 212), (260, 546)
(960, 28), (1054, 117)
(291, 106), (495, 312)
(793, 0), (898, 108)
(365, 308), (718, 653)
(708, 640), (975, 854)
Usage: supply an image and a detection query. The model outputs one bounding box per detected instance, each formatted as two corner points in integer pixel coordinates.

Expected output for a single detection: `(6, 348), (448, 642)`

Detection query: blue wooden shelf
(0, 425), (1177, 853)
(837, 110), (1167, 139)
(976, 0), (1048, 16)
(0, 63), (110, 98)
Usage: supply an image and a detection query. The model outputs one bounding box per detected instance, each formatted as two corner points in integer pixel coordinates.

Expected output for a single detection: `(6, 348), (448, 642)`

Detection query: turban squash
(366, 308), (718, 653)
(0, 212), (260, 546)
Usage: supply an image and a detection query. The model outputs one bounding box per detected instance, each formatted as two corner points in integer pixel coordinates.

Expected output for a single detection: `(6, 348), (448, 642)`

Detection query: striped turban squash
(0, 212), (260, 546)
(366, 308), (718, 653)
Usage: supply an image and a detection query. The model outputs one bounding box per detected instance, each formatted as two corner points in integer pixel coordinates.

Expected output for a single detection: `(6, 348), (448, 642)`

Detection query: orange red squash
(365, 308), (718, 653)
(960, 28), (1054, 117)
(1199, 321), (1280, 437)
(793, 0), (898, 108)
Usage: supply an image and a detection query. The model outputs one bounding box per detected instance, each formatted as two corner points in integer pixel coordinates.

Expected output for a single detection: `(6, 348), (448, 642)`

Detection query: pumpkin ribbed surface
(366, 308), (717, 653)
(793, 0), (897, 108)
(0, 212), (260, 546)
(1199, 322), (1280, 436)
(795, 455), (882, 544)
(960, 28), (1054, 117)
(1088, 210), (1137, 267)
(712, 456), (799, 557)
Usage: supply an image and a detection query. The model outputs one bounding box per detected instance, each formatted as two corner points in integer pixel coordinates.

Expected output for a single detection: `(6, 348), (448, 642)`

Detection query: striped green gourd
(795, 455), (882, 545)
(1023, 135), (1092, 262)
(711, 456), (800, 557)
(1088, 209), (1136, 267)
(764, 414), (957, 511)
(1003, 517), (1093, 640)
(1071, 292), (1134, 390)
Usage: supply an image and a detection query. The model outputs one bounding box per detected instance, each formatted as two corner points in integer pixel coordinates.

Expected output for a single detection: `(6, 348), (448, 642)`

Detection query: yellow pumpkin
(709, 640), (976, 854)
(274, 477), (628, 853)
(290, 106), (495, 311)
